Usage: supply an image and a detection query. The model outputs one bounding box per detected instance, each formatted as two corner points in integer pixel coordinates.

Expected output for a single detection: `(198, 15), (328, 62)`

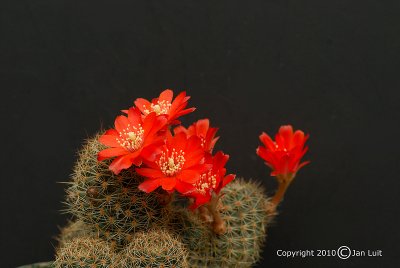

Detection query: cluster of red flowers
(98, 89), (235, 208)
(98, 89), (310, 210)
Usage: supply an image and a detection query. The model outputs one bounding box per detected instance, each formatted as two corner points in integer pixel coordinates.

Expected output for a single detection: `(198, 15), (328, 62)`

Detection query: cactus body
(57, 220), (94, 248)
(172, 179), (276, 268)
(119, 229), (189, 267)
(54, 237), (118, 268)
(168, 207), (212, 253)
(213, 179), (275, 267)
(59, 135), (275, 267)
(65, 135), (170, 248)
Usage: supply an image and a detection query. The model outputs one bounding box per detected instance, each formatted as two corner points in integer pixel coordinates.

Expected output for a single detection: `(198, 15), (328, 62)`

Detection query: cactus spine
(65, 135), (170, 248)
(57, 220), (94, 248)
(170, 179), (276, 267)
(119, 229), (189, 268)
(54, 237), (118, 268)
(57, 134), (276, 268)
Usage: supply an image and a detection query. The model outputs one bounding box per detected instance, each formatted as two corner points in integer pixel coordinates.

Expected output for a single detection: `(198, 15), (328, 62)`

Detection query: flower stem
(205, 192), (227, 235)
(271, 181), (290, 206)
(271, 173), (295, 207)
(211, 208), (226, 235)
(199, 206), (213, 223)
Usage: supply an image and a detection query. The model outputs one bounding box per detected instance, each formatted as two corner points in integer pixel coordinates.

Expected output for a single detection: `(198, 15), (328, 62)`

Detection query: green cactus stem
(119, 229), (189, 267)
(56, 220), (94, 249)
(171, 179), (276, 268)
(65, 134), (170, 248)
(54, 237), (118, 268)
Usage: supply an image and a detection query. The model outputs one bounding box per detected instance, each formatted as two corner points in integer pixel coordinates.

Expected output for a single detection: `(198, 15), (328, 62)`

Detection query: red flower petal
(256, 146), (272, 163)
(175, 107), (196, 118)
(159, 89), (173, 103)
(206, 128), (219, 152)
(143, 113), (167, 140)
(135, 97), (151, 111)
(141, 112), (156, 132)
(189, 193), (211, 210)
(97, 147), (127, 161)
(169, 91), (187, 113)
(293, 130), (305, 147)
(136, 167), (164, 179)
(259, 132), (276, 151)
(296, 160), (310, 171)
(114, 115), (130, 133)
(159, 177), (177, 191)
(127, 107), (142, 126)
(183, 152), (205, 169)
(109, 154), (134, 175)
(138, 179), (162, 193)
(99, 134), (120, 148)
(173, 125), (187, 135)
(104, 129), (119, 136)
(194, 119), (209, 136)
(176, 169), (200, 184)
(221, 174), (235, 189)
(276, 125), (293, 148)
(168, 131), (187, 152)
(212, 151), (229, 170)
(140, 142), (164, 162)
(175, 181), (197, 195)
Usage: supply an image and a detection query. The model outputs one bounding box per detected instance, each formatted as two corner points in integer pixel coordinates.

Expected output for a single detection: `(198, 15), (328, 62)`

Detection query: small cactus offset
(48, 89), (310, 268)
(170, 179), (276, 268)
(57, 220), (94, 248)
(119, 229), (189, 268)
(65, 135), (170, 248)
(212, 179), (276, 267)
(168, 207), (212, 254)
(54, 237), (118, 268)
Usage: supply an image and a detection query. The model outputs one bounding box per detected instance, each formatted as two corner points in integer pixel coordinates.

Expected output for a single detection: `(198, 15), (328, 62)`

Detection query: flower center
(158, 149), (185, 176)
(275, 143), (288, 153)
(195, 170), (217, 194)
(200, 137), (206, 148)
(116, 124), (144, 151)
(143, 100), (171, 116)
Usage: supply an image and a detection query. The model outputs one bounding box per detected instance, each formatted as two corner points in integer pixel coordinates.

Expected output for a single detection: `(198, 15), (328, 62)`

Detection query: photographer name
(277, 248), (383, 259)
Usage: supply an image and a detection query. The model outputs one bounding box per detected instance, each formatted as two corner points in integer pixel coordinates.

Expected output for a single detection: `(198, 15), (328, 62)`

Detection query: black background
(1, 1), (399, 267)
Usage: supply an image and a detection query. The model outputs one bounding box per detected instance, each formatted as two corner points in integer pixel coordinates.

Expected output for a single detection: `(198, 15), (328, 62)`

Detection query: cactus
(21, 91), (310, 268)
(54, 237), (118, 268)
(213, 179), (276, 267)
(61, 135), (276, 267)
(65, 135), (171, 248)
(170, 179), (276, 268)
(168, 207), (212, 253)
(57, 220), (94, 248)
(119, 229), (189, 268)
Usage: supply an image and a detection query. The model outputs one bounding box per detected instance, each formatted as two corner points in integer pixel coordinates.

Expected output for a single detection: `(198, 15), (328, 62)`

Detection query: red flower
(187, 151), (235, 209)
(256, 125), (309, 178)
(134, 89), (195, 125)
(136, 131), (208, 194)
(97, 108), (167, 175)
(174, 119), (219, 153)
